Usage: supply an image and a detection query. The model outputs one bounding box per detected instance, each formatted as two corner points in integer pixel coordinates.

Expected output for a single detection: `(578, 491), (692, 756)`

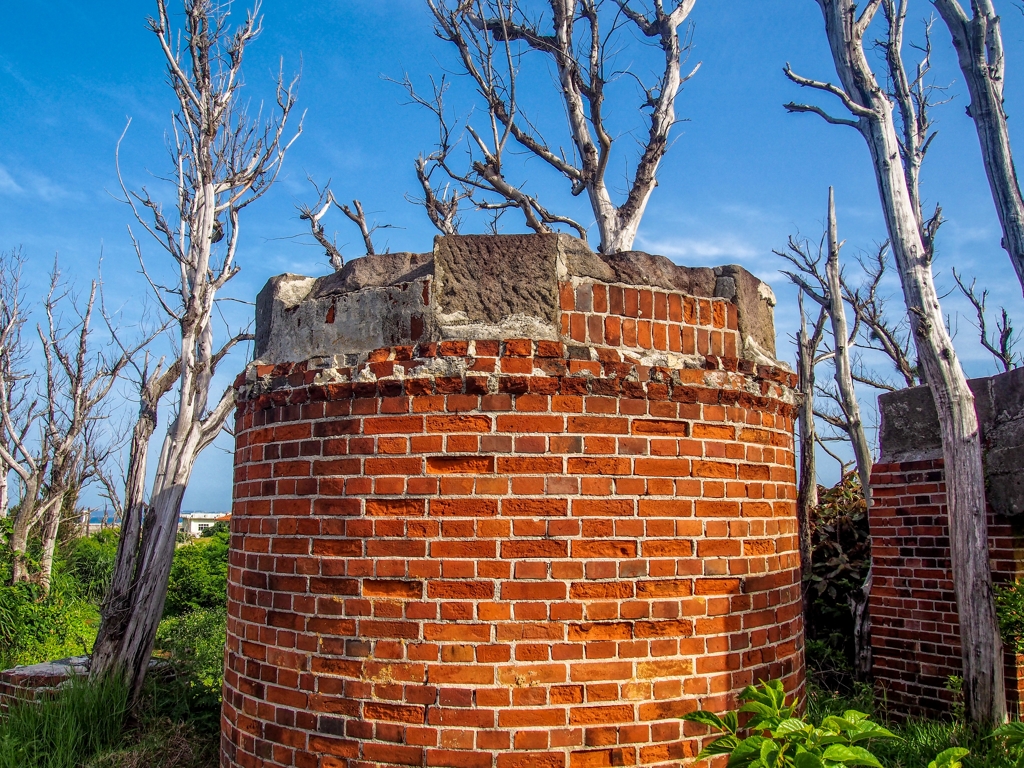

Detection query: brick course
(222, 338), (803, 768)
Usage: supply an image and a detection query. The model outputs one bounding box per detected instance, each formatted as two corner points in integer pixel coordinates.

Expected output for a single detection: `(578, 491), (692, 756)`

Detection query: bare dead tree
(0, 249), (32, 519)
(795, 291), (829, 621)
(778, 191), (877, 680)
(414, 0), (699, 252)
(779, 190), (874, 503)
(932, 0), (1024, 297)
(842, 243), (922, 388)
(392, 70), (589, 240)
(92, 0), (300, 699)
(952, 269), (1020, 371)
(786, 0), (1005, 723)
(0, 264), (137, 591)
(297, 178), (395, 268)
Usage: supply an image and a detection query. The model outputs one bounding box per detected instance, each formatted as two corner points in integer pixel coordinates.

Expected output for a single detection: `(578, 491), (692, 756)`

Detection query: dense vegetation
(0, 524), (227, 767)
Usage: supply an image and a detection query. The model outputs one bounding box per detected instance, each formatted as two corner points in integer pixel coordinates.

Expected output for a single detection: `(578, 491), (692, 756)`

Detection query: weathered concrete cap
(877, 366), (1024, 516)
(254, 234), (778, 365)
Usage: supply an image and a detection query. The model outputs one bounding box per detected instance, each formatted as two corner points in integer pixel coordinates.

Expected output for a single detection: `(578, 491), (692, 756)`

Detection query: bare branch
(952, 268), (1020, 372)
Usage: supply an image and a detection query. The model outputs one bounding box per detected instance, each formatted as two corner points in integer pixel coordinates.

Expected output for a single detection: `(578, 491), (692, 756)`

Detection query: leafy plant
(995, 580), (1024, 656)
(993, 721), (1024, 768)
(806, 474), (871, 681)
(68, 529), (119, 602)
(682, 679), (895, 767)
(163, 529), (228, 617)
(153, 606), (227, 730)
(928, 748), (969, 768)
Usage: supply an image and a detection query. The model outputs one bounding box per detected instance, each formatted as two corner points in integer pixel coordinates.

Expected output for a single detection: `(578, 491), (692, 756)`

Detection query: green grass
(0, 671), (219, 768)
(0, 674), (129, 768)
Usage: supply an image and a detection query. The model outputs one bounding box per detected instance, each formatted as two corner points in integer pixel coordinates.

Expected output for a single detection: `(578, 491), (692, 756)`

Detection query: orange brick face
(223, 341), (803, 768)
(869, 459), (1024, 720)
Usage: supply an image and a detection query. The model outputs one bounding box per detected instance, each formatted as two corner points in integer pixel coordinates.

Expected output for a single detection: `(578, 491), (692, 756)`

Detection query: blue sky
(2, 1), (1023, 510)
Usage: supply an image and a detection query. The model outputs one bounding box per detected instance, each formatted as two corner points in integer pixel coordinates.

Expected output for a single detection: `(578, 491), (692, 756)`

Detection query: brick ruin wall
(223, 235), (803, 768)
(869, 368), (1024, 719)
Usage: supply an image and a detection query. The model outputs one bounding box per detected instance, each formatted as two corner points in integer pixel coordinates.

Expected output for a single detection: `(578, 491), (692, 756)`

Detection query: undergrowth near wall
(0, 525), (228, 768)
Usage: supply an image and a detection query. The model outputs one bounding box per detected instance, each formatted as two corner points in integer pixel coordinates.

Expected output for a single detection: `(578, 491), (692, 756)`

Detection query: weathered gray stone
(252, 234), (781, 367)
(433, 234), (562, 326)
(877, 367), (1024, 516)
(310, 252), (433, 299)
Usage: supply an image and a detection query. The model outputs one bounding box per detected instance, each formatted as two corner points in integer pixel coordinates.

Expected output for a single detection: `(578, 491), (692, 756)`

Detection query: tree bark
(796, 292), (819, 623)
(813, 0), (1005, 724)
(91, 390), (158, 689)
(932, 0), (1024, 297)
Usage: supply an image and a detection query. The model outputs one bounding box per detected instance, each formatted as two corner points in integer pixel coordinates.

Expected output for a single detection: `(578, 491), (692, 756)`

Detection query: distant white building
(179, 511), (230, 536)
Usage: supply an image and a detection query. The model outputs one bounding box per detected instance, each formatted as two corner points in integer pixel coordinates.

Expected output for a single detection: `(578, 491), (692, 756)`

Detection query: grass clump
(0, 674), (129, 768)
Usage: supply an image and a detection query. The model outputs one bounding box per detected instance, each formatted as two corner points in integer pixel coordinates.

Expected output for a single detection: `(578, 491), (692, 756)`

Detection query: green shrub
(806, 474), (871, 683)
(199, 520), (229, 538)
(683, 679), (895, 767)
(163, 530), (228, 617)
(68, 529), (119, 602)
(0, 674), (129, 768)
(153, 607), (227, 730)
(995, 580), (1024, 656)
(0, 576), (98, 669)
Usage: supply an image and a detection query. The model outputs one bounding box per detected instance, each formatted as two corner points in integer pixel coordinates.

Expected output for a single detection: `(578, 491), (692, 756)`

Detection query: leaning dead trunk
(852, 19), (1002, 729)
(92, 0), (296, 698)
(825, 188), (875, 681)
(932, 0), (1024, 297)
(825, 189), (873, 501)
(796, 292), (820, 620)
(788, 0), (1005, 723)
(91, 390), (158, 681)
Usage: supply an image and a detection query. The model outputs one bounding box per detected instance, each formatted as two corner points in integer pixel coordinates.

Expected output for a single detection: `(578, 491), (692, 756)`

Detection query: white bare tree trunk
(933, 0), (1024, 297)
(789, 0), (1005, 723)
(91, 0), (298, 699)
(826, 189), (874, 500)
(796, 292), (821, 618)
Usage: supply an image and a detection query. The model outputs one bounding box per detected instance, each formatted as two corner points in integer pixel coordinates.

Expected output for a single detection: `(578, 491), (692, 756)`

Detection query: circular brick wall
(222, 340), (802, 768)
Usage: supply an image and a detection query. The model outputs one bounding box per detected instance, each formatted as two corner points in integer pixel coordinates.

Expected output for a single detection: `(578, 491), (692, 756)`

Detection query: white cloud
(0, 166), (23, 195)
(635, 234), (759, 261)
(0, 164), (74, 202)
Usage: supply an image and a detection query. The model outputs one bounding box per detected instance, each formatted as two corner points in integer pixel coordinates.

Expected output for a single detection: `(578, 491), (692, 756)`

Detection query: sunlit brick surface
(222, 341), (802, 768)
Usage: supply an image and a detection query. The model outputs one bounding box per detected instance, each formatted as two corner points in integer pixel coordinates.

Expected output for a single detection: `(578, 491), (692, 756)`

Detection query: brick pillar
(222, 236), (803, 768)
(868, 369), (1024, 720)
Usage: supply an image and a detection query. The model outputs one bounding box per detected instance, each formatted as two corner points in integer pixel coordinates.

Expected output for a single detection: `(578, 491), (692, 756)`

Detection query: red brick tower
(223, 235), (802, 768)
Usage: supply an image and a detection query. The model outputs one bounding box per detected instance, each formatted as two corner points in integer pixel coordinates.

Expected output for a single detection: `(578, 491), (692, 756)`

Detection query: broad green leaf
(847, 723), (897, 742)
(682, 709), (729, 733)
(723, 710), (739, 733)
(821, 744), (884, 767)
(773, 718), (812, 737)
(695, 735), (740, 760)
(727, 736), (768, 768)
(795, 754), (826, 768)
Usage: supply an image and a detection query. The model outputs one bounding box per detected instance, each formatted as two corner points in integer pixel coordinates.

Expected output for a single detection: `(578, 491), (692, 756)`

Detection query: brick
(427, 456), (495, 474)
(427, 415), (493, 433)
